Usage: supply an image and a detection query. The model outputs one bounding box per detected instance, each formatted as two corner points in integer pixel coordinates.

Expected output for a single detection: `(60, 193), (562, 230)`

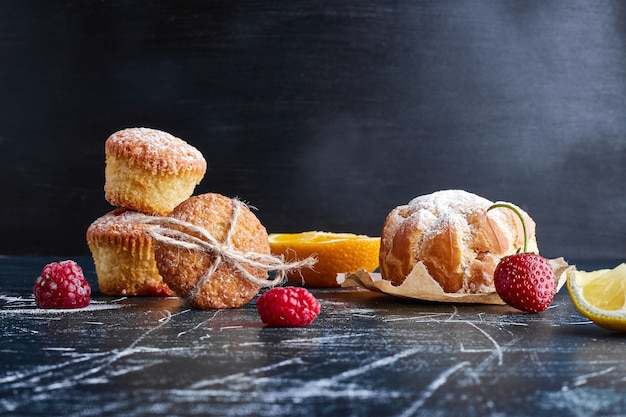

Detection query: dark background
(1, 1), (625, 261)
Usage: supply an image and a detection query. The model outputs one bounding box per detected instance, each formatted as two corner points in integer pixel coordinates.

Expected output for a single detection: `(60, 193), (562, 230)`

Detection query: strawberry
(488, 203), (556, 313)
(493, 253), (556, 313)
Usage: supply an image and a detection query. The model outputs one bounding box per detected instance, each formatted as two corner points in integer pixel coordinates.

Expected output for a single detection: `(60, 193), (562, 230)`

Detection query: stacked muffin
(86, 128), (207, 296)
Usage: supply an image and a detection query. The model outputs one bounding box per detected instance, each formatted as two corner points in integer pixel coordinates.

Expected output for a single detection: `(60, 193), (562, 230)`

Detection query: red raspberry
(33, 260), (91, 309)
(256, 286), (320, 327)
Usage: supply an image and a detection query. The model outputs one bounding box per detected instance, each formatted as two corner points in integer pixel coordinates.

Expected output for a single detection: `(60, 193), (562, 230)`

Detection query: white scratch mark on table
(0, 295), (126, 315)
(188, 357), (307, 389)
(570, 320), (594, 326)
(384, 312), (454, 322)
(344, 308), (377, 315)
(0, 351), (110, 386)
(352, 313), (377, 318)
(12, 326), (39, 334)
(572, 366), (616, 387)
(170, 308), (191, 318)
(42, 347), (75, 352)
(29, 309), (174, 393)
(285, 347), (424, 400)
(396, 361), (470, 417)
(446, 305), (459, 321)
(461, 321), (503, 366)
(176, 310), (221, 337)
(180, 347), (424, 403)
(502, 322), (529, 327)
(220, 325), (243, 330)
(279, 333), (368, 345)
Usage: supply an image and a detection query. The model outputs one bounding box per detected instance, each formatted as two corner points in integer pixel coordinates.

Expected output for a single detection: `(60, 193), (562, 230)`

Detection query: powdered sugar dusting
(106, 127), (207, 174)
(406, 190), (491, 240)
(0, 295), (125, 314)
(87, 208), (155, 237)
(408, 190), (491, 220)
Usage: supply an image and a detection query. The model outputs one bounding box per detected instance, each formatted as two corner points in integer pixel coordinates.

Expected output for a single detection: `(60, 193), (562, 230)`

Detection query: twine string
(133, 199), (316, 305)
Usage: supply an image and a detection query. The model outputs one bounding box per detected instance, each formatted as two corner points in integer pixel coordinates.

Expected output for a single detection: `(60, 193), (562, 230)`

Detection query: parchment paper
(338, 257), (573, 305)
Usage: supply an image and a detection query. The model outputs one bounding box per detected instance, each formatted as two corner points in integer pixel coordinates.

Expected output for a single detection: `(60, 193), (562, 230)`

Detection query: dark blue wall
(1, 1), (625, 260)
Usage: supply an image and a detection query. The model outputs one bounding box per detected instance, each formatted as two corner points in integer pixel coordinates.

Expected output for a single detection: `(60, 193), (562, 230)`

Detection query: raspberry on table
(33, 260), (91, 309)
(256, 286), (320, 327)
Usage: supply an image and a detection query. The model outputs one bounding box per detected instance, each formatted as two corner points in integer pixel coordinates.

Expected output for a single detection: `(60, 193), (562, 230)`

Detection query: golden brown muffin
(153, 193), (271, 309)
(379, 190), (538, 294)
(104, 127), (207, 216)
(86, 208), (173, 296)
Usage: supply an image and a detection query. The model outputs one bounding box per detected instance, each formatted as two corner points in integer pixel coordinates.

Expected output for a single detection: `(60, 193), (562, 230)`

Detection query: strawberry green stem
(487, 202), (528, 253)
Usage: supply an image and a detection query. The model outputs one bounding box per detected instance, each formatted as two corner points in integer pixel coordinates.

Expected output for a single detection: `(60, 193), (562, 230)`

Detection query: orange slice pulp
(269, 231), (380, 287)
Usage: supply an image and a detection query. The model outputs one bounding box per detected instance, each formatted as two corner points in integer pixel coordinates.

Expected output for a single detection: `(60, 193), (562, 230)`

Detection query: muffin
(379, 190), (538, 294)
(153, 193), (271, 309)
(104, 127), (207, 216)
(86, 208), (172, 296)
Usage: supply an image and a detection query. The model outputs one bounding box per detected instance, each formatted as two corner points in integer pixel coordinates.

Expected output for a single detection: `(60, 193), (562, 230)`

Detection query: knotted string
(133, 199), (316, 306)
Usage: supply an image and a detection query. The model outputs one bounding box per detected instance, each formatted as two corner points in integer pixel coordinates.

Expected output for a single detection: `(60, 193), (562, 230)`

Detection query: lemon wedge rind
(567, 263), (626, 332)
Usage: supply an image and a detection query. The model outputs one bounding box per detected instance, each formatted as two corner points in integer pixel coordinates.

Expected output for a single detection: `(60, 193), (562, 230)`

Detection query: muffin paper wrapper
(338, 257), (573, 305)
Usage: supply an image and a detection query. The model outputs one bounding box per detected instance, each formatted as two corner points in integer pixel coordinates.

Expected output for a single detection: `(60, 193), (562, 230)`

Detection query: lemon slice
(269, 231), (380, 287)
(567, 263), (626, 332)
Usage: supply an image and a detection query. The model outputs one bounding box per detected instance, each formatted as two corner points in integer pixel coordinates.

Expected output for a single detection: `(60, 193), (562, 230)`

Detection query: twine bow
(134, 199), (316, 306)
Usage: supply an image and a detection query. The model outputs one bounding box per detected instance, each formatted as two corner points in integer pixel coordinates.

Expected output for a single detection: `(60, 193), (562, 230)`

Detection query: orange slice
(567, 263), (626, 332)
(269, 231), (380, 287)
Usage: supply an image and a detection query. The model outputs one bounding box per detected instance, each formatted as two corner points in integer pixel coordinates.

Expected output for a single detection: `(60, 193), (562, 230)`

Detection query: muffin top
(105, 127), (207, 175)
(86, 208), (154, 248)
